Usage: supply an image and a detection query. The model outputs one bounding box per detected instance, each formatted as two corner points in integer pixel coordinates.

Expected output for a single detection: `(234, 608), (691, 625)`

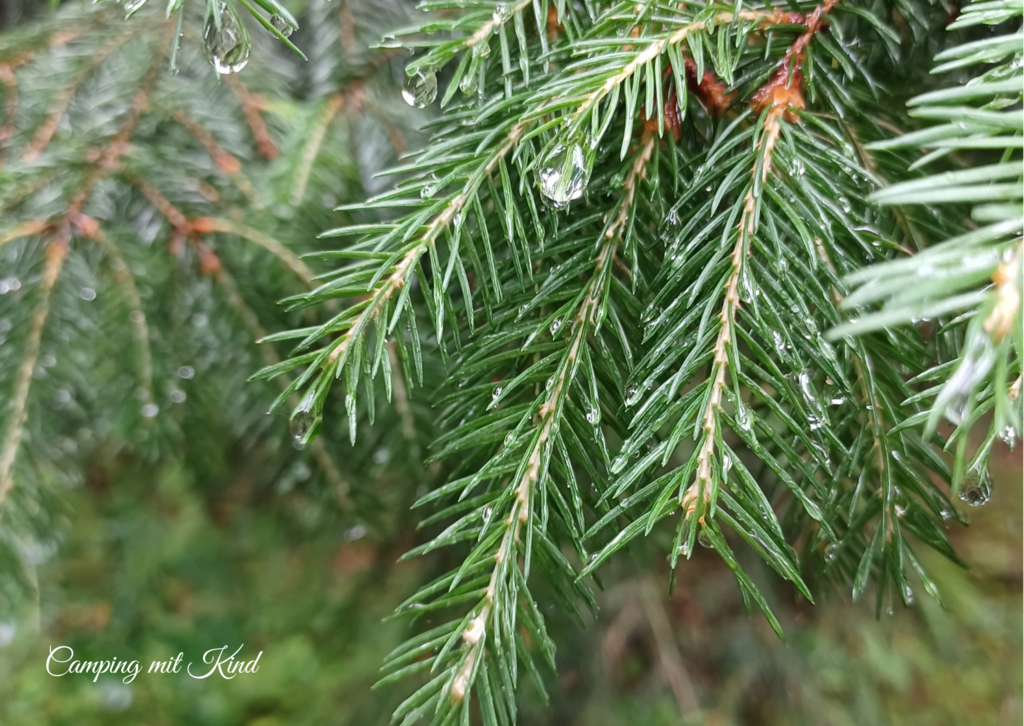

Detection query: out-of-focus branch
(0, 239), (67, 514)
(223, 73), (279, 160)
(214, 267), (352, 508)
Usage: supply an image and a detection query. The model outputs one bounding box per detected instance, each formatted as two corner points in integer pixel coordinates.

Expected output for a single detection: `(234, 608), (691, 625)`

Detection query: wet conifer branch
(449, 128), (656, 706)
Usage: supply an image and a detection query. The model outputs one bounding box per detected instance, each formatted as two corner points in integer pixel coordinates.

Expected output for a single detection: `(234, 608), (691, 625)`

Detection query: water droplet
(270, 13), (295, 37)
(203, 2), (251, 75)
(1000, 425), (1017, 449)
(472, 40), (491, 58)
(459, 67), (478, 94)
(169, 390), (186, 403)
(80, 287), (96, 301)
(488, 386), (504, 410)
(903, 585), (914, 605)
(824, 543), (840, 563)
(721, 453), (732, 482)
(290, 395), (320, 442)
(402, 69), (437, 108)
(586, 407), (601, 426)
(504, 432), (516, 447)
(625, 386), (641, 407)
(178, 365), (195, 379)
(537, 142), (593, 209)
(141, 403), (159, 418)
(958, 461), (992, 506)
(549, 318), (563, 336)
(736, 402), (752, 431)
(492, 2), (513, 23)
(697, 528), (712, 548)
(797, 371), (829, 431)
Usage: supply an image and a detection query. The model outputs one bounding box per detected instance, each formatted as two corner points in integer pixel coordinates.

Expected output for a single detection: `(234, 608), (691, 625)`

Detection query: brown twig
(223, 74), (279, 160)
(750, 0), (841, 119)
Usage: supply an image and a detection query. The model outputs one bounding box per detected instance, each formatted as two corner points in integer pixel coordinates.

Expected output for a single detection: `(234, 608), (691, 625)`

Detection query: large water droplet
(1001, 425), (1017, 449)
(204, 2), (251, 75)
(270, 14), (295, 37)
(537, 143), (592, 209)
(472, 40), (491, 58)
(697, 527), (713, 549)
(958, 461), (992, 506)
(290, 395), (320, 442)
(402, 69), (437, 108)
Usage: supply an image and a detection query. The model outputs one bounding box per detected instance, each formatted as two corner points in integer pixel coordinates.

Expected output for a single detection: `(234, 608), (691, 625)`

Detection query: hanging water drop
(290, 401), (319, 442)
(824, 543), (840, 563)
(958, 461), (992, 506)
(536, 142), (593, 209)
(736, 402), (752, 432)
(472, 40), (491, 58)
(270, 14), (295, 37)
(1000, 425), (1017, 449)
(697, 527), (713, 549)
(402, 69), (437, 108)
(204, 2), (252, 75)
(492, 2), (513, 23)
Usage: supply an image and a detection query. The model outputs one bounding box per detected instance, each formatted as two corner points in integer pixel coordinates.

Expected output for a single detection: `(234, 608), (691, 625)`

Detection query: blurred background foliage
(0, 1), (1020, 725)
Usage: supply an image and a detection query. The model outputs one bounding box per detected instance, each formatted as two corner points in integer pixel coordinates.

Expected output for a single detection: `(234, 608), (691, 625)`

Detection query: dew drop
(824, 543), (840, 563)
(1000, 425), (1017, 450)
(141, 403), (159, 418)
(290, 395), (320, 443)
(536, 142), (593, 209)
(459, 68), (479, 94)
(492, 2), (513, 23)
(549, 318), (563, 336)
(586, 407), (601, 426)
(697, 528), (712, 549)
(402, 69), (437, 108)
(203, 2), (251, 75)
(736, 402), (752, 431)
(958, 461), (992, 506)
(504, 432), (516, 447)
(270, 13), (295, 37)
(472, 40), (491, 59)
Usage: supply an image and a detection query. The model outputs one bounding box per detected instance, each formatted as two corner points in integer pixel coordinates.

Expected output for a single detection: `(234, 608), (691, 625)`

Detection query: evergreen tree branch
(0, 238), (65, 515)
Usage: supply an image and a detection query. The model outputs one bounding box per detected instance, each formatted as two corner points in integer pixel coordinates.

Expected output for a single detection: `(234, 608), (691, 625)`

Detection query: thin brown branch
(161, 106), (261, 206)
(223, 74), (279, 160)
(639, 579), (699, 715)
(750, 0), (841, 118)
(0, 219), (48, 247)
(190, 217), (314, 285)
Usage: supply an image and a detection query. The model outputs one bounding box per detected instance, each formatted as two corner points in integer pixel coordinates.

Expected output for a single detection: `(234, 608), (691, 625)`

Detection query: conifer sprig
(833, 0), (1023, 501)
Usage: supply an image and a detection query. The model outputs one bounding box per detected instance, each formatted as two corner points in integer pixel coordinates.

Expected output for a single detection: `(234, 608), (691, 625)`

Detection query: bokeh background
(0, 2), (1020, 725)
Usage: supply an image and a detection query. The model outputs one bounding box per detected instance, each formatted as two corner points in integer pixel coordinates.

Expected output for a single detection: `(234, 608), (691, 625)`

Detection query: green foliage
(234, 0), (1020, 722)
(0, 0), (431, 619)
(833, 0), (1023, 504)
(2, 1), (1021, 724)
